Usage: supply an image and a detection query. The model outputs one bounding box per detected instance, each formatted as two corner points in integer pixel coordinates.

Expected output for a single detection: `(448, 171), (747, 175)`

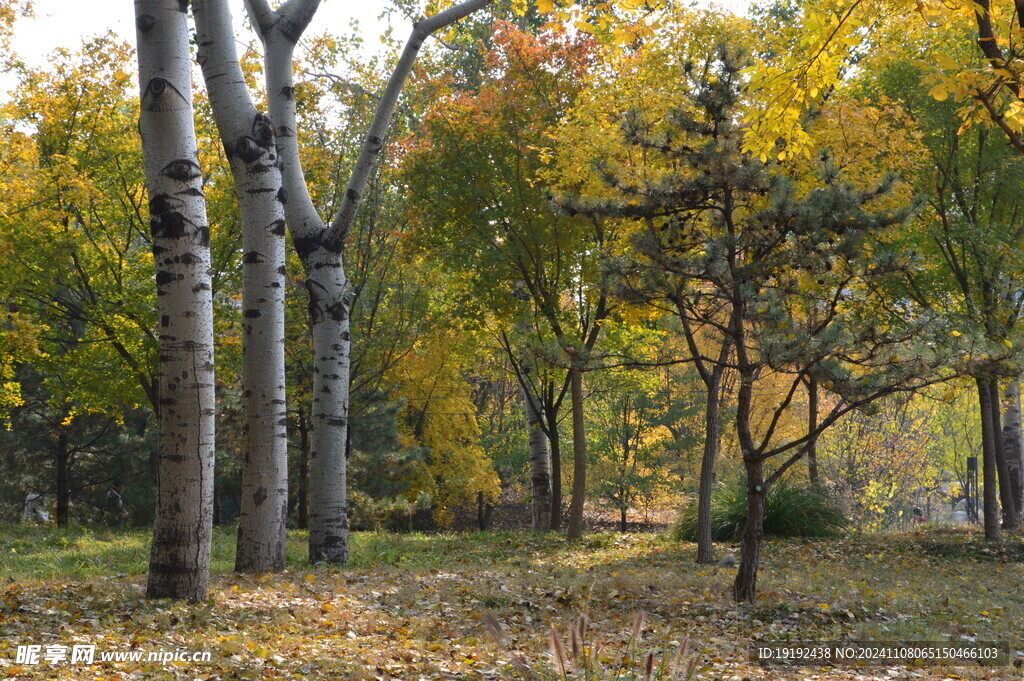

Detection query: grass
(0, 524), (1022, 680)
(671, 477), (849, 542)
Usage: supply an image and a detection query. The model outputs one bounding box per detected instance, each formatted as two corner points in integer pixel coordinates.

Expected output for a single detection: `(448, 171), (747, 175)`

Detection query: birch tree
(135, 0), (216, 601)
(243, 0), (493, 562)
(192, 0), (289, 573)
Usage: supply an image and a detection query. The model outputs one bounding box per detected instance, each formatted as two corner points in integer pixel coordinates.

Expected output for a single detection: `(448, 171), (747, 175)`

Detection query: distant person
(22, 493), (49, 523)
(106, 484), (125, 526)
(912, 507), (926, 526)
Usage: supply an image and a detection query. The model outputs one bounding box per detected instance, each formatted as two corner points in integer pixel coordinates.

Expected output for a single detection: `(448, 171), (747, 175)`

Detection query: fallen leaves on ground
(0, 528), (1022, 680)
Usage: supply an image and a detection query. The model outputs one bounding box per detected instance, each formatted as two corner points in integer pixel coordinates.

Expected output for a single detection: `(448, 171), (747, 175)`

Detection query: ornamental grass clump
(672, 477), (848, 542)
(484, 611), (705, 680)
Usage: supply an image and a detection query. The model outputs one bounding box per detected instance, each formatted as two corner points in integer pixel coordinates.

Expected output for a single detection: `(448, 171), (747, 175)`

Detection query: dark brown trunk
(977, 377), (1002, 539)
(546, 406), (562, 531)
(733, 458), (765, 603)
(620, 504), (627, 533)
(566, 367), (587, 541)
(297, 411), (309, 530)
(988, 381), (1018, 528)
(807, 376), (819, 484)
(696, 380), (721, 563)
(56, 428), (69, 527)
(1000, 381), (1024, 520)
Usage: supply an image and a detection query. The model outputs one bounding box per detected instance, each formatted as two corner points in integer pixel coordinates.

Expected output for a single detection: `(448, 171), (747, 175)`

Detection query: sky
(4, 0), (392, 90)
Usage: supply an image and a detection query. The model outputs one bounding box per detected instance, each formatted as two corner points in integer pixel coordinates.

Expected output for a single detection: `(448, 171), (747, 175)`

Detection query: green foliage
(671, 477), (849, 541)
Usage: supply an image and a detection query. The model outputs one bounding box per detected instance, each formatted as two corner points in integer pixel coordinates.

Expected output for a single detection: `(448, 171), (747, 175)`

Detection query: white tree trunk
(246, 0), (493, 563)
(193, 0), (288, 573)
(136, 0), (216, 601)
(522, 382), (552, 531)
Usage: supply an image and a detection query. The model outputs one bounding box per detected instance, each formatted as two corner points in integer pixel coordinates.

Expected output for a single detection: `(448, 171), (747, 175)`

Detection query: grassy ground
(0, 524), (1022, 680)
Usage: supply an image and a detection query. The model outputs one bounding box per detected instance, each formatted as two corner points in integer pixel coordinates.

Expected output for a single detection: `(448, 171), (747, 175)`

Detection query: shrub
(671, 477), (848, 542)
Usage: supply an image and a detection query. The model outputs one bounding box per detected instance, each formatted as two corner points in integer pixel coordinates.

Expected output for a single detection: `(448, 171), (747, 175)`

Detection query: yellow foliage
(391, 334), (500, 528)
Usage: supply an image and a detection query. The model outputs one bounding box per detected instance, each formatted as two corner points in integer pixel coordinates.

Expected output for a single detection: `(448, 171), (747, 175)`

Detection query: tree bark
(566, 366), (587, 541)
(55, 427), (69, 527)
(1000, 380), (1024, 521)
(136, 0), (216, 601)
(976, 377), (1002, 540)
(807, 376), (819, 483)
(248, 0), (493, 563)
(544, 404), (562, 530)
(297, 409), (309, 530)
(193, 0), (288, 574)
(695, 375), (722, 563)
(522, 382), (552, 531)
(733, 457), (765, 603)
(987, 380), (1018, 528)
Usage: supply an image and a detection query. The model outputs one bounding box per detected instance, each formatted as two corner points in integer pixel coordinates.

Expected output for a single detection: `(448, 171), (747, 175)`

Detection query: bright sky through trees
(2, 0), (390, 93)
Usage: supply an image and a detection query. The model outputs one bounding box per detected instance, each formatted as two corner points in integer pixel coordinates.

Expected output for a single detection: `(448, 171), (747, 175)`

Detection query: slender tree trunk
(976, 377), (1002, 540)
(136, 0), (216, 601)
(695, 377), (722, 564)
(545, 406), (562, 530)
(734, 457), (765, 603)
(619, 503), (627, 533)
(522, 383), (552, 531)
(807, 376), (819, 483)
(297, 410), (309, 530)
(193, 0), (289, 574)
(1000, 380), (1024, 521)
(988, 381), (1019, 528)
(566, 366), (587, 541)
(55, 428), (69, 527)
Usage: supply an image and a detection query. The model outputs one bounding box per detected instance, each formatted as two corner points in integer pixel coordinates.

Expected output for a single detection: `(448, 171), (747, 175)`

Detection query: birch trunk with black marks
(136, 0), (216, 601)
(193, 0), (288, 573)
(1001, 380), (1024, 520)
(522, 383), (552, 531)
(246, 0), (493, 563)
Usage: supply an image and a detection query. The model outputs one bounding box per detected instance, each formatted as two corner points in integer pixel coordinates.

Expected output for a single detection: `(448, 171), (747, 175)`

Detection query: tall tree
(192, 0), (289, 573)
(401, 25), (609, 537)
(135, 0), (216, 600)
(244, 0), (493, 562)
(560, 43), (936, 601)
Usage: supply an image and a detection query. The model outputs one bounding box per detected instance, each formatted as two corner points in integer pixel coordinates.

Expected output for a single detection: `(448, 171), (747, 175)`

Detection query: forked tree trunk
(193, 0), (289, 573)
(522, 383), (552, 531)
(1000, 380), (1024, 520)
(976, 377), (1002, 540)
(566, 366), (587, 541)
(248, 0), (493, 563)
(136, 0), (216, 601)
